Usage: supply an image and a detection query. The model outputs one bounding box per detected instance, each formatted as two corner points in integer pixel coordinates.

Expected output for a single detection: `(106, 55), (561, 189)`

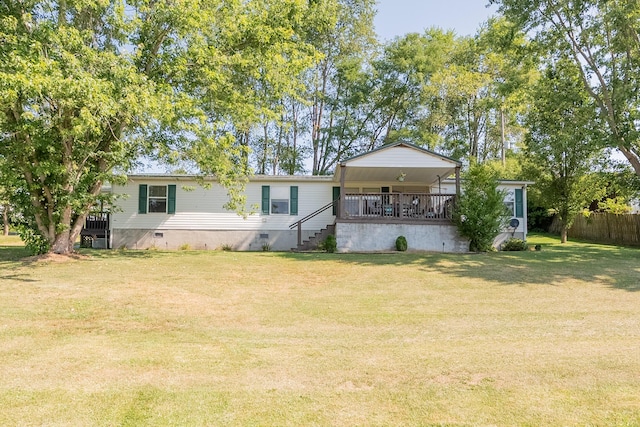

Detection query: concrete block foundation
(111, 229), (315, 251)
(335, 221), (469, 253)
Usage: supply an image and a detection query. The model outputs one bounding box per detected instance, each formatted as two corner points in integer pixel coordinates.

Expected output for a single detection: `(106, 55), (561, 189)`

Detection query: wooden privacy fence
(551, 213), (640, 246)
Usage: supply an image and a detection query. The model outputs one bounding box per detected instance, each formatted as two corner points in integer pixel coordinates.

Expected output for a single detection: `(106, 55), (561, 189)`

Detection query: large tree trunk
(2, 205), (9, 236)
(560, 224), (568, 243)
(51, 229), (74, 254)
(48, 207), (86, 255)
(2, 208), (8, 236)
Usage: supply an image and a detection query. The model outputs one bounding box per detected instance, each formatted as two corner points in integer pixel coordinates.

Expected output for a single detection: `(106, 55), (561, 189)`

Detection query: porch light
(396, 172), (406, 182)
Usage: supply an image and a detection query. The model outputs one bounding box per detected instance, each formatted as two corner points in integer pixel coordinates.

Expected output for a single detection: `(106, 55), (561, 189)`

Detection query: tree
(452, 163), (510, 252)
(0, 0), (317, 254)
(237, 0), (377, 176)
(491, 0), (640, 176)
(524, 59), (606, 243)
(303, 0), (377, 174)
(368, 29), (455, 150)
(0, 185), (10, 236)
(426, 18), (535, 163)
(0, 156), (10, 236)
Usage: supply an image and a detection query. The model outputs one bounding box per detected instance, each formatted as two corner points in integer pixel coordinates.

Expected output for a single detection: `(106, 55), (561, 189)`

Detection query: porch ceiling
(334, 165), (457, 187)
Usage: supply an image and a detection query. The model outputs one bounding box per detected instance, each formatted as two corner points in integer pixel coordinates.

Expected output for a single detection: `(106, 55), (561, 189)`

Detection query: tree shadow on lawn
(0, 245), (157, 272)
(77, 248), (159, 260)
(278, 239), (640, 292)
(0, 245), (31, 263)
(0, 245), (39, 282)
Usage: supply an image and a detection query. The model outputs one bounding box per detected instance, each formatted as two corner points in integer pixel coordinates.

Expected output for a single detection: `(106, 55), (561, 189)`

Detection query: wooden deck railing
(80, 212), (110, 249)
(342, 193), (455, 221)
(83, 212), (110, 232)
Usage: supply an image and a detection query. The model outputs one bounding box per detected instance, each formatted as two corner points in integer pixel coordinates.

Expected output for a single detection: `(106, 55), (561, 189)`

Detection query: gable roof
(340, 142), (462, 167)
(334, 142), (461, 185)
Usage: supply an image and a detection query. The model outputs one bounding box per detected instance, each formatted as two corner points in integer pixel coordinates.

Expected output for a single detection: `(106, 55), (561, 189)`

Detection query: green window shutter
(138, 184), (148, 214)
(290, 186), (298, 215)
(261, 186), (270, 215)
(167, 185), (176, 214)
(332, 186), (340, 215)
(515, 188), (523, 217)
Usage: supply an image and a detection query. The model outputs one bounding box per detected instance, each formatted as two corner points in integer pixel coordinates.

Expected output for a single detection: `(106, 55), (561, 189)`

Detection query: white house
(95, 142), (532, 252)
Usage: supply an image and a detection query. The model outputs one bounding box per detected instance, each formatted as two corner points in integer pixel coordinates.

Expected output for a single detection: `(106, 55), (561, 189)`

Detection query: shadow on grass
(77, 248), (159, 260)
(0, 245), (36, 281)
(0, 245), (31, 262)
(0, 245), (160, 268)
(276, 234), (640, 292)
(0, 273), (39, 283)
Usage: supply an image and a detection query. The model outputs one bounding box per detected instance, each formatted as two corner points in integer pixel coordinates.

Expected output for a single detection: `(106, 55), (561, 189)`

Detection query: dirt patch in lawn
(23, 252), (90, 263)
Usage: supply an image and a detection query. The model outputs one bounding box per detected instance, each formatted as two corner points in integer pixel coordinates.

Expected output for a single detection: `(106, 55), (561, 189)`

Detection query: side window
(271, 199), (289, 214)
(139, 184), (176, 214)
(504, 190), (515, 216)
(262, 185), (297, 215)
(148, 185), (167, 213)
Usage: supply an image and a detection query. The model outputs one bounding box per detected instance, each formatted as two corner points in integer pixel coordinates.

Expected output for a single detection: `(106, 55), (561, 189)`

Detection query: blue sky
(374, 0), (497, 40)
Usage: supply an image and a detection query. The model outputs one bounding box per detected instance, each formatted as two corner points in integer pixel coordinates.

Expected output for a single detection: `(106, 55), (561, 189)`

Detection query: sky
(374, 0), (498, 40)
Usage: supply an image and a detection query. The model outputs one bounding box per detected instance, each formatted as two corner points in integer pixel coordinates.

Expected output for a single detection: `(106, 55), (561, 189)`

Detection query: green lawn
(1, 234), (639, 426)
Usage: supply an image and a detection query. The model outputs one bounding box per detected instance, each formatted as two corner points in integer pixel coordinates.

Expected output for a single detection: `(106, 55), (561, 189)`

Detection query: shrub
(220, 244), (233, 251)
(452, 163), (510, 252)
(324, 234), (337, 253)
(179, 243), (191, 251)
(395, 235), (407, 251)
(528, 206), (555, 232)
(261, 243), (271, 252)
(501, 238), (528, 251)
(15, 224), (49, 255)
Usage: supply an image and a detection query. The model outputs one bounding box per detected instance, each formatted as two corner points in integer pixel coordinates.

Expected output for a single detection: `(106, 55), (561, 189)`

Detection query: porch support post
(339, 164), (346, 219)
(455, 166), (461, 197)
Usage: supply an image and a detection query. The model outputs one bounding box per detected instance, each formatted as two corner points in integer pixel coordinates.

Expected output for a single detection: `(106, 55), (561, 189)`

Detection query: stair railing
(289, 198), (339, 247)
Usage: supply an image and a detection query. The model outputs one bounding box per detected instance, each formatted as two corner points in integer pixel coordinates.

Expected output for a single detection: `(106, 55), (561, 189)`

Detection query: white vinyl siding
(112, 179), (334, 232)
(346, 145), (458, 168)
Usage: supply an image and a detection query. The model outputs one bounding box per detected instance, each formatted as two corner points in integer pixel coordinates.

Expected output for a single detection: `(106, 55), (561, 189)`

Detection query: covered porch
(331, 142), (466, 252)
(334, 142), (461, 223)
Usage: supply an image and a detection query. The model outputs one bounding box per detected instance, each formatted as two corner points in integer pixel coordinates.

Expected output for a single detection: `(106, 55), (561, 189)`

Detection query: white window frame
(148, 185), (168, 213)
(270, 187), (290, 215)
(503, 190), (515, 217)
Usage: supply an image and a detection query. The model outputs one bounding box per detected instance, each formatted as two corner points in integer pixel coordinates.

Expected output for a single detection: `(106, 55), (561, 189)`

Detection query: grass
(1, 233), (640, 425)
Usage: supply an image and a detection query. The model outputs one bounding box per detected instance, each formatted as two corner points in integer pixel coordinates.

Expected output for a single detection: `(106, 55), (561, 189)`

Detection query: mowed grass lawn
(1, 234), (639, 426)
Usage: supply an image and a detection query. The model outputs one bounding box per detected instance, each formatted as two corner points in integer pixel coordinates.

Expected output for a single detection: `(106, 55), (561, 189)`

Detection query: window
(504, 201), (515, 216)
(138, 184), (176, 214)
(148, 185), (167, 213)
(503, 188), (524, 217)
(261, 185), (298, 215)
(504, 190), (515, 216)
(271, 199), (289, 214)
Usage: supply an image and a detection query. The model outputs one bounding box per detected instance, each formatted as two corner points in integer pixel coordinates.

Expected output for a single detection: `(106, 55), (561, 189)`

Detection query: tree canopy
(524, 58), (606, 242)
(490, 0), (640, 176)
(0, 0), (318, 254)
(3, 0), (639, 253)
